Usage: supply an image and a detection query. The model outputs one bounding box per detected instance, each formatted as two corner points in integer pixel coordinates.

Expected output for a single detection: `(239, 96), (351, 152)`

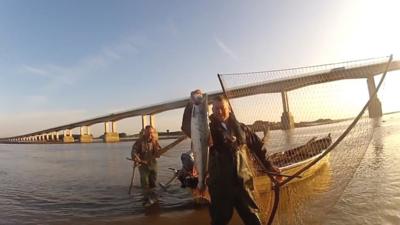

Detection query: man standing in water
(207, 95), (280, 225)
(131, 125), (161, 207)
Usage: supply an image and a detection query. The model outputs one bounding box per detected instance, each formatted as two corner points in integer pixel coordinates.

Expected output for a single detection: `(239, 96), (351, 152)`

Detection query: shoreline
(59, 208), (246, 225)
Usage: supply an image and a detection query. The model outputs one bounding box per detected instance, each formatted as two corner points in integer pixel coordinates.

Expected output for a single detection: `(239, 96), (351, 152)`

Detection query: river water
(0, 113), (399, 225)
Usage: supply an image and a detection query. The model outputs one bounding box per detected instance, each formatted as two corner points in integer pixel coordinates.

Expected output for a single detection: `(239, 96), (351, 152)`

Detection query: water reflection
(371, 121), (384, 170)
(269, 159), (332, 225)
(1, 114), (400, 224)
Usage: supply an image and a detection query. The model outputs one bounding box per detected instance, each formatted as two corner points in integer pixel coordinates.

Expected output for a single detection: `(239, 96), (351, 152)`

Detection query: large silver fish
(191, 93), (209, 191)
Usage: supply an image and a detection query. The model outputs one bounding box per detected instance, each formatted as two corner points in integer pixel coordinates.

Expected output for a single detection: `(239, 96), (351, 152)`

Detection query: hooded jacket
(207, 113), (275, 190)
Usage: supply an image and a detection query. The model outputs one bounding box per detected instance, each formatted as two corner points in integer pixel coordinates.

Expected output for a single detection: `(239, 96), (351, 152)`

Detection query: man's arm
(131, 142), (139, 159)
(154, 140), (162, 158)
(241, 124), (279, 172)
(131, 141), (147, 165)
(181, 102), (193, 138)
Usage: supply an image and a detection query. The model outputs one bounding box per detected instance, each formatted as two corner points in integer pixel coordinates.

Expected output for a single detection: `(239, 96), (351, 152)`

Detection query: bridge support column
(367, 76), (383, 118)
(79, 126), (93, 143)
(150, 114), (156, 128)
(141, 114), (157, 135)
(280, 91), (295, 130)
(141, 115), (148, 130)
(55, 132), (59, 142)
(51, 132), (58, 142)
(63, 129), (74, 143)
(50, 133), (55, 142)
(103, 121), (119, 143)
(141, 114), (156, 128)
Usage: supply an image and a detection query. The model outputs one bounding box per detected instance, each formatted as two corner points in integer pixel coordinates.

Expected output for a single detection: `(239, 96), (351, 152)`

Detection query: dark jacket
(207, 113), (275, 189)
(181, 101), (193, 138)
(131, 139), (161, 169)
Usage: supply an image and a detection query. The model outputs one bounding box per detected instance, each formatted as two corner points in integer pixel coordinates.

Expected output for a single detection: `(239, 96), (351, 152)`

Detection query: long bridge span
(1, 59), (400, 144)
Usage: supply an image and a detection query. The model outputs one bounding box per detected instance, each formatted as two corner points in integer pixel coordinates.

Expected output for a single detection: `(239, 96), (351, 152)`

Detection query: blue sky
(1, 0), (400, 137)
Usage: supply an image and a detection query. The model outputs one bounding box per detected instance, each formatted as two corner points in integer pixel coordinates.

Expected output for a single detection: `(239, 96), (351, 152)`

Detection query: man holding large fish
(181, 89), (210, 193)
(183, 90), (280, 225)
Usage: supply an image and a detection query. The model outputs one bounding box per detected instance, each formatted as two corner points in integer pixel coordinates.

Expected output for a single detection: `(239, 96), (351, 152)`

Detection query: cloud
(215, 37), (239, 61)
(19, 34), (142, 89)
(21, 65), (50, 77)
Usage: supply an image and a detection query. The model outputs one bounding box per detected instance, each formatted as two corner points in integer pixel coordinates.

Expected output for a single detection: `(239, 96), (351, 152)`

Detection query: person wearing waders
(207, 95), (281, 225)
(131, 125), (161, 207)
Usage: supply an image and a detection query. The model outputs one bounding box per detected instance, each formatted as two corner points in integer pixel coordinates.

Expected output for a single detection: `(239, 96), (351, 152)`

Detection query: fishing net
(217, 56), (393, 225)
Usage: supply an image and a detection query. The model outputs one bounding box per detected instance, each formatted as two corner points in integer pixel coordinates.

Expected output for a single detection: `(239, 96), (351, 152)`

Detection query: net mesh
(218, 56), (392, 225)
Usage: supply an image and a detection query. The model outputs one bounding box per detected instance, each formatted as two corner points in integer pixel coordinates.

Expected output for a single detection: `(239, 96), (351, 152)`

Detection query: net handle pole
(217, 73), (279, 183)
(217, 74), (235, 113)
(217, 74), (280, 225)
(280, 54), (393, 187)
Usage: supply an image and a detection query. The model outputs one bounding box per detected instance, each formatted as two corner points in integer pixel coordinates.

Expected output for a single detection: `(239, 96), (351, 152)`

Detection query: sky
(1, 0), (400, 137)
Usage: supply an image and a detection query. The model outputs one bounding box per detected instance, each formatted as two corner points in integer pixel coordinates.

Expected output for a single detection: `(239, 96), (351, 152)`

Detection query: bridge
(1, 59), (400, 144)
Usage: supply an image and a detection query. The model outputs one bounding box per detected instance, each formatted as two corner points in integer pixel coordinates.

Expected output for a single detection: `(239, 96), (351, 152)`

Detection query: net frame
(217, 55), (393, 225)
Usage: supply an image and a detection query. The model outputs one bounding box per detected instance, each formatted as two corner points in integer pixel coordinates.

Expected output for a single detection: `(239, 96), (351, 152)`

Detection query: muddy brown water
(1, 113), (399, 224)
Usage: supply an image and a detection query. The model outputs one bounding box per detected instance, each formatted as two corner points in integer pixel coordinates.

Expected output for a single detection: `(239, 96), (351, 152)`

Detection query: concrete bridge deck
(2, 59), (399, 143)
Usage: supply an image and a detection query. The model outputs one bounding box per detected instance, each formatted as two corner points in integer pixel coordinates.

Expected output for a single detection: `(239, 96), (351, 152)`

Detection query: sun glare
(340, 0), (400, 58)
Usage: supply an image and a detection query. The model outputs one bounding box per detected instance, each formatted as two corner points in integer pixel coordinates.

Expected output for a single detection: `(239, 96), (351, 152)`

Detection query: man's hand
(133, 155), (147, 165)
(272, 166), (283, 183)
(190, 89), (203, 105)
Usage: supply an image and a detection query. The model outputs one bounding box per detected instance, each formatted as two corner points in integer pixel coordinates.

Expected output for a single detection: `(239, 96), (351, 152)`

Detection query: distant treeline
(249, 118), (343, 132)
(76, 118), (344, 139)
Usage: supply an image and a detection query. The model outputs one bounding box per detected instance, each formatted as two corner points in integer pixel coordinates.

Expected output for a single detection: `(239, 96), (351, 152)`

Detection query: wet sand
(67, 208), (244, 225)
